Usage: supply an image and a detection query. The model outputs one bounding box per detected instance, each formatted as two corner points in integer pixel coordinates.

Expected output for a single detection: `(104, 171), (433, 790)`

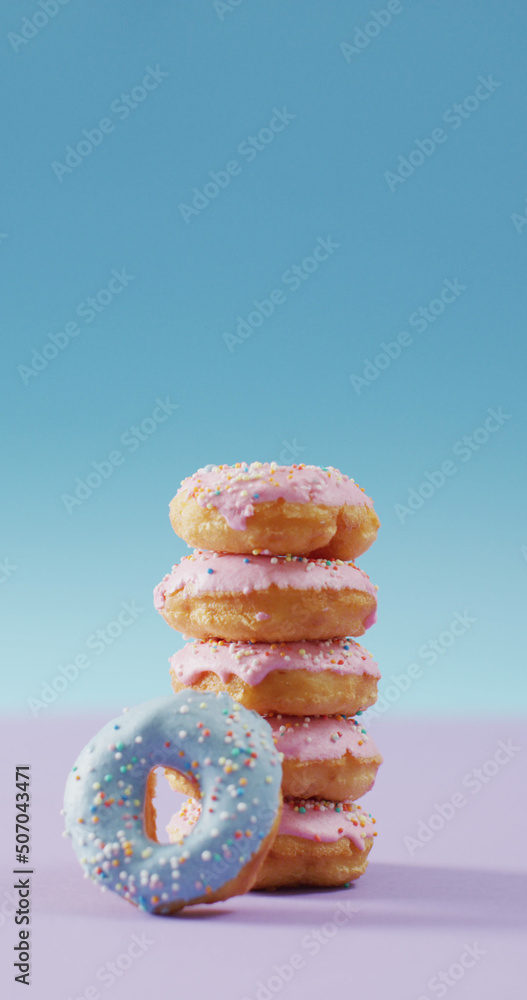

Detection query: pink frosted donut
(169, 462), (379, 559)
(154, 550), (378, 642)
(267, 714), (382, 800)
(254, 797), (377, 888)
(169, 637), (380, 717)
(167, 797), (377, 888)
(165, 711), (382, 802)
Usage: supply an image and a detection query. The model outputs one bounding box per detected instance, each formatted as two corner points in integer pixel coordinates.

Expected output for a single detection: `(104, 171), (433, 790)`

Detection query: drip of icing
(266, 714), (380, 763)
(169, 637), (380, 688)
(154, 550), (378, 609)
(175, 462), (374, 531)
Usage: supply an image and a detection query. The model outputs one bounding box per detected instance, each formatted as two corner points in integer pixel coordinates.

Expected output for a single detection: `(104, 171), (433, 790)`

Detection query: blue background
(1, 0), (525, 716)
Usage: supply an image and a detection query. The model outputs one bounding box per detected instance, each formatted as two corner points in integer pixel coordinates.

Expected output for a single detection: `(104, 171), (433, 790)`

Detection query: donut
(254, 798), (377, 889)
(169, 638), (380, 716)
(166, 713), (381, 802)
(265, 714), (382, 800)
(167, 797), (376, 889)
(169, 462), (379, 560)
(154, 550), (378, 642)
(63, 692), (282, 914)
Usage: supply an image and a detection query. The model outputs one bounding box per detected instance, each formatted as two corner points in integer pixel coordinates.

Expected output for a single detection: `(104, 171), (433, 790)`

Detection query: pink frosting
(167, 797), (376, 849)
(166, 800), (201, 844)
(175, 462), (374, 530)
(169, 638), (380, 687)
(266, 714), (380, 763)
(279, 798), (376, 847)
(154, 550), (378, 611)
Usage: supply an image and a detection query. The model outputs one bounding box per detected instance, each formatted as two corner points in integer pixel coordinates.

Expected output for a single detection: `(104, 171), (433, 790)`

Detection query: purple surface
(1, 715), (525, 999)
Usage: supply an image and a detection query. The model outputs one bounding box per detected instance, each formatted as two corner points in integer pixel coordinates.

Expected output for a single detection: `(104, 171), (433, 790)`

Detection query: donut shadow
(242, 861), (527, 930)
(40, 860), (527, 930)
(163, 905), (233, 920)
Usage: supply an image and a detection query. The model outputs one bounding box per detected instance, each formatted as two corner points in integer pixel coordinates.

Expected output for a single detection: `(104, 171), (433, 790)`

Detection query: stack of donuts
(154, 462), (383, 888)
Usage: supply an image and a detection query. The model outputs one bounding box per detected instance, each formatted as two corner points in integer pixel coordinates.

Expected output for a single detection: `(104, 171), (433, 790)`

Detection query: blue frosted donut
(63, 691), (282, 914)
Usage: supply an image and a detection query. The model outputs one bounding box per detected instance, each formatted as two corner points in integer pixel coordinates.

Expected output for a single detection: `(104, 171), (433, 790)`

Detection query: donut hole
(146, 766), (189, 844)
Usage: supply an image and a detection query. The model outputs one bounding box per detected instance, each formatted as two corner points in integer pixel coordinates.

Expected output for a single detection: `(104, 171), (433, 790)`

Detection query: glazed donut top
(154, 550), (378, 607)
(169, 638), (380, 687)
(175, 462), (374, 530)
(267, 714), (380, 762)
(167, 797), (376, 848)
(63, 692), (282, 913)
(280, 798), (376, 847)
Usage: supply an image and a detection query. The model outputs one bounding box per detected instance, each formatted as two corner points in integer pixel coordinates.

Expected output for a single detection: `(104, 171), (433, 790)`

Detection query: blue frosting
(63, 691), (282, 913)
